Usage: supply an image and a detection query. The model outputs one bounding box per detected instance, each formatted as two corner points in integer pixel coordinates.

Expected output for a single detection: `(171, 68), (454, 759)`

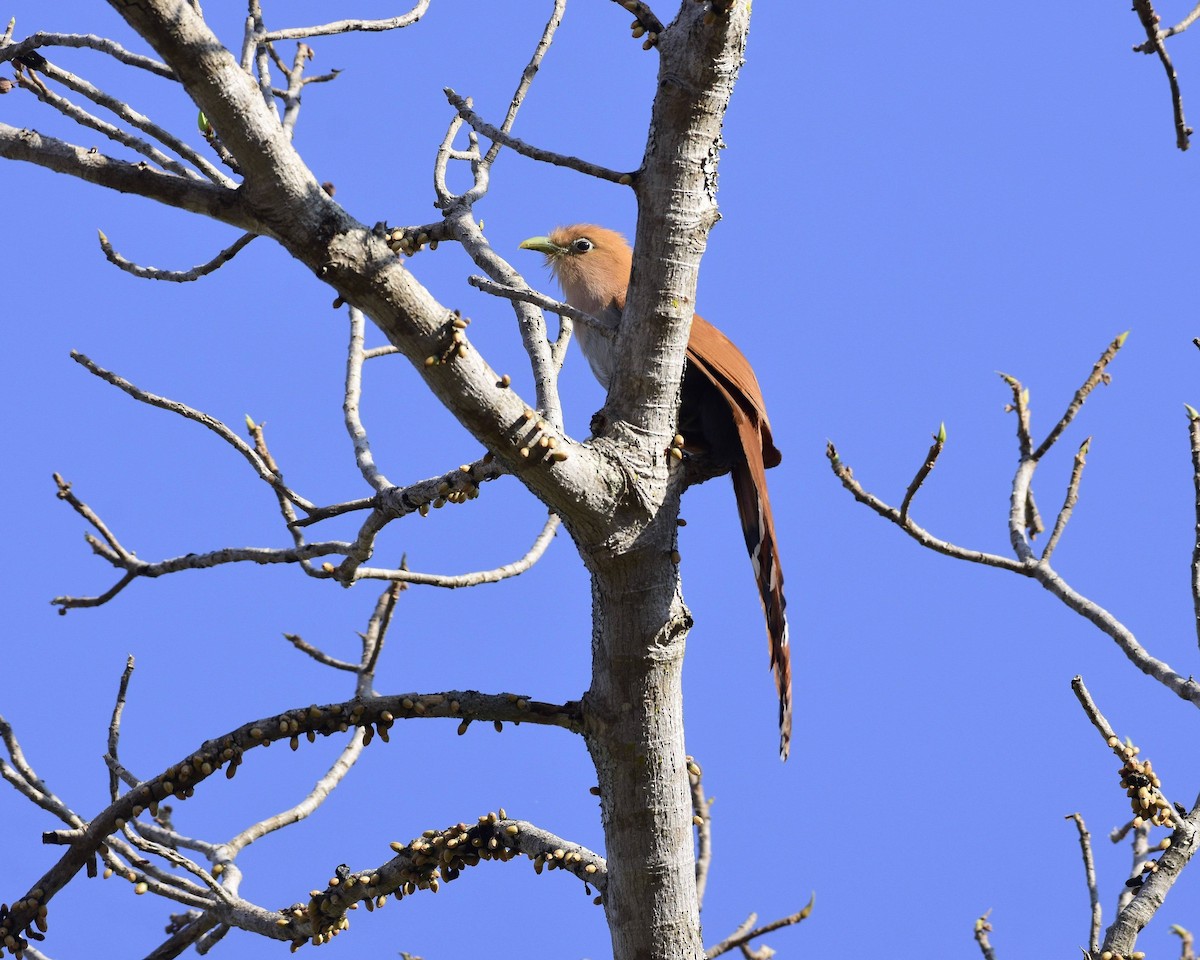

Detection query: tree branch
(704, 895), (814, 958)
(0, 31), (174, 78)
(97, 229), (256, 281)
(0, 690), (582, 948)
(280, 813), (606, 949)
(1065, 813), (1102, 955)
(1129, 0), (1192, 150)
(445, 88), (632, 185)
(0, 124), (250, 227)
(258, 1), (431, 43)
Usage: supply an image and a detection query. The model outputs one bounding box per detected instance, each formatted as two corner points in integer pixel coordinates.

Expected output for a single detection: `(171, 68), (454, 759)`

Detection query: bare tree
(11, 4), (1200, 960)
(830, 337), (1200, 959)
(0, 3), (807, 959)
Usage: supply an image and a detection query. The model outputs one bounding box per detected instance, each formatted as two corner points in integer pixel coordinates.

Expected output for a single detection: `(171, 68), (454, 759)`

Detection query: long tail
(731, 449), (792, 760)
(685, 321), (791, 759)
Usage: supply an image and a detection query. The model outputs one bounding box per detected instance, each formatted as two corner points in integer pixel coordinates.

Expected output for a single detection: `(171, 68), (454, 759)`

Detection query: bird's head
(519, 224), (633, 314)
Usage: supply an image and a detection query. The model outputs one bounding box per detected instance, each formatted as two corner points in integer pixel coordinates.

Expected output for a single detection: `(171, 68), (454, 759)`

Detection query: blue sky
(4, 1), (1200, 957)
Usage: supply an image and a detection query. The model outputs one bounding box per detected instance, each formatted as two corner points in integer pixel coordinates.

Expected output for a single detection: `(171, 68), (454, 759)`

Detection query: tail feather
(731, 454), (791, 760)
(686, 321), (791, 759)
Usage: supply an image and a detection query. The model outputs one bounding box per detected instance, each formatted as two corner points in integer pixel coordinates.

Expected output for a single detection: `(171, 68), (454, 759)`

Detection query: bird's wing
(686, 316), (782, 468)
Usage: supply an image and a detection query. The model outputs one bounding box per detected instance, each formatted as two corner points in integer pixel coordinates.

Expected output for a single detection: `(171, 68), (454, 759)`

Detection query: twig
(973, 910), (997, 960)
(469, 275), (616, 340)
(283, 578), (403, 674)
(224, 729), (366, 855)
(51, 538), (353, 610)
(1071, 676), (1181, 830)
(1135, 2), (1200, 48)
(447, 212), (566, 430)
(608, 0), (665, 39)
(360, 578), (403, 680)
(98, 230), (256, 281)
(689, 757), (712, 909)
(292, 457), (505, 530)
(1117, 820), (1151, 917)
(704, 895), (814, 958)
(479, 0), (566, 167)
(119, 823), (227, 904)
(352, 511), (560, 586)
(32, 58), (230, 183)
(343, 307), (392, 492)
(106, 656), (135, 802)
(827, 443), (1025, 573)
(899, 423), (945, 524)
(1065, 813), (1102, 954)
(1130, 0), (1192, 150)
(1031, 332), (1127, 462)
(52, 472), (131, 562)
(1189, 406), (1200, 656)
(242, 416), (325, 579)
(0, 716), (85, 831)
(834, 340), (1200, 706)
(140, 913), (221, 960)
(999, 373), (1033, 458)
(13, 63), (205, 180)
(230, 582), (409, 868)
(70, 352), (316, 511)
(0, 32), (174, 78)
(445, 88), (633, 184)
(259, 1), (431, 42)
(1171, 924), (1196, 960)
(282, 633), (358, 672)
(278, 43), (322, 136)
(1042, 437), (1090, 562)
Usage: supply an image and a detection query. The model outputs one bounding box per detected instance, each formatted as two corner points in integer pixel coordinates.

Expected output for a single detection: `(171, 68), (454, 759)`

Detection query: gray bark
(1, 3), (753, 957)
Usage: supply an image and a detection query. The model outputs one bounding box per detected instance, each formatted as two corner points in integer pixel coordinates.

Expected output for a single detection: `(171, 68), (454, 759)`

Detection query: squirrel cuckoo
(520, 225), (792, 759)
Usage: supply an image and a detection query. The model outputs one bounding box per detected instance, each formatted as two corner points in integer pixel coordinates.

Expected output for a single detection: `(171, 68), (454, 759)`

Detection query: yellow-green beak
(519, 236), (564, 256)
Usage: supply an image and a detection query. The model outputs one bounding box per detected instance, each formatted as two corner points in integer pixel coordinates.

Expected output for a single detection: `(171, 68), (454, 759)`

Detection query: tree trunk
(585, 541), (702, 960)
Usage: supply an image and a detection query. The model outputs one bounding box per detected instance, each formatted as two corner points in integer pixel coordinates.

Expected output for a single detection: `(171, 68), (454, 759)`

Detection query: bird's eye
(570, 238), (594, 253)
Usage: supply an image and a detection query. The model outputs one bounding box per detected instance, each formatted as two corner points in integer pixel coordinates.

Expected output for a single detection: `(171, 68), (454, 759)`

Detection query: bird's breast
(574, 307), (621, 390)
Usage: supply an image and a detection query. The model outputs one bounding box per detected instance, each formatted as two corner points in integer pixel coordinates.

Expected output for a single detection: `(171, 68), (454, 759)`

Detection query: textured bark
(578, 6), (751, 959)
(2, 3), (754, 958)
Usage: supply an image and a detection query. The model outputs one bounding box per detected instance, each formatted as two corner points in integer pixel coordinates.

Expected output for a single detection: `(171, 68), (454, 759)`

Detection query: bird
(520, 225), (792, 759)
